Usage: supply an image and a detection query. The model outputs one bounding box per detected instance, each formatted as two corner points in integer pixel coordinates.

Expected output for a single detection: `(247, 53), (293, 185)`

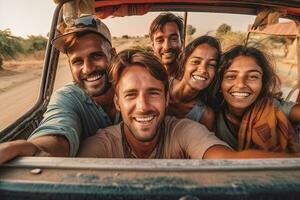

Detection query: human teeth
(163, 52), (172, 56)
(135, 116), (154, 122)
(231, 92), (250, 97)
(192, 75), (206, 81)
(86, 74), (101, 82)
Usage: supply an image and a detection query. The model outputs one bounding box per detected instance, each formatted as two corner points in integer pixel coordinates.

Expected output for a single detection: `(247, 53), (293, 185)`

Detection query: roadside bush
(0, 29), (49, 69)
(216, 23), (232, 36)
(0, 29), (24, 59)
(23, 35), (48, 53)
(186, 24), (196, 36)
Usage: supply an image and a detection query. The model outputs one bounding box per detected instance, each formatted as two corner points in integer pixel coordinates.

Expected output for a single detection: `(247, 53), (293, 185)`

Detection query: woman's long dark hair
(176, 35), (221, 105)
(212, 43), (281, 110)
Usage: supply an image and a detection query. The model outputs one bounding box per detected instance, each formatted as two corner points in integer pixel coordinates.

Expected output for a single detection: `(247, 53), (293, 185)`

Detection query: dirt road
(0, 39), (136, 130)
(0, 63), (72, 130)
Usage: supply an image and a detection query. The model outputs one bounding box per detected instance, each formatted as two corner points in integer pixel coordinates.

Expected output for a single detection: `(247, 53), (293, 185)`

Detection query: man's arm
(0, 140), (38, 164)
(199, 106), (215, 132)
(29, 135), (70, 156)
(289, 104), (300, 123)
(203, 145), (300, 159)
(0, 135), (70, 164)
(28, 85), (85, 157)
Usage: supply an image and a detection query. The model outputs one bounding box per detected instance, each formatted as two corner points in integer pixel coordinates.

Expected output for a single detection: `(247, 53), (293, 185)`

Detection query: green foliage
(0, 29), (24, 59)
(216, 24), (232, 36)
(23, 35), (48, 53)
(186, 24), (196, 36)
(0, 29), (48, 60)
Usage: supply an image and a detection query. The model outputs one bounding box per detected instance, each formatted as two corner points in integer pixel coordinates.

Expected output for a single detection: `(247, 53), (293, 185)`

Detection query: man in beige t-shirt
(79, 116), (228, 158)
(78, 49), (300, 159)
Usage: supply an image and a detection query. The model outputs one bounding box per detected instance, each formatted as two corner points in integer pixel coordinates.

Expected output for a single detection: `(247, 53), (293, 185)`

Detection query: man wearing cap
(0, 15), (119, 163)
(149, 13), (183, 78)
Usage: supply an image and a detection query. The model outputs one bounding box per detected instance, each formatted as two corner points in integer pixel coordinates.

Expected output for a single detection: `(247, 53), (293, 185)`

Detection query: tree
(216, 24), (232, 36)
(186, 24), (196, 36)
(24, 35), (48, 53)
(0, 29), (24, 59)
(0, 29), (24, 70)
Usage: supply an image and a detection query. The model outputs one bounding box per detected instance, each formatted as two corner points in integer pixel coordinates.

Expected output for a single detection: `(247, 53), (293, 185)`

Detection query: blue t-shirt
(29, 82), (120, 156)
(186, 101), (206, 122)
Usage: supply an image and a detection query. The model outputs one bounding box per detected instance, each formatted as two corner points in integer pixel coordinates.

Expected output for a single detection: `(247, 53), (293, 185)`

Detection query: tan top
(78, 116), (229, 159)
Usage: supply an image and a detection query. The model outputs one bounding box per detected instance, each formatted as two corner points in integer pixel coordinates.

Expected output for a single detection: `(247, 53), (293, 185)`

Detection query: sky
(0, 0), (257, 38)
(0, 0), (56, 37)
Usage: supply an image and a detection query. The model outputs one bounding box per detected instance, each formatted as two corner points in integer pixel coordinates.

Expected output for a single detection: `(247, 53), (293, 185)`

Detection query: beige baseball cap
(52, 15), (112, 53)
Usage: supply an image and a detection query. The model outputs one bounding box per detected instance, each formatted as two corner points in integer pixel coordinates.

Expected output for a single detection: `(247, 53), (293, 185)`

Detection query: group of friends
(1, 13), (300, 164)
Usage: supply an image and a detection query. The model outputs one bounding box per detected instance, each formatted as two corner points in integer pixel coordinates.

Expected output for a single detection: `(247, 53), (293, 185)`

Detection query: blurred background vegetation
(0, 29), (48, 70)
(0, 24), (292, 72)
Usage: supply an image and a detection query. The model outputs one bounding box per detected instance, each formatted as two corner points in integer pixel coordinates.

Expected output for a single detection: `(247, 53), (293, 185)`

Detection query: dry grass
(112, 36), (151, 52)
(1, 51), (45, 71)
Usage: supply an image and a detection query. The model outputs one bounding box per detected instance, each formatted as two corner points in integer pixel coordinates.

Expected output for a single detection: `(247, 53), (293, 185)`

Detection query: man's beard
(160, 48), (180, 64)
(123, 109), (163, 143)
(77, 69), (111, 97)
(124, 119), (161, 143)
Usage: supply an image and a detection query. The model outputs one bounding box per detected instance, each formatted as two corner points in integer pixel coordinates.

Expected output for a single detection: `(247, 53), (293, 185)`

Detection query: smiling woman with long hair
(213, 44), (300, 152)
(167, 35), (221, 131)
